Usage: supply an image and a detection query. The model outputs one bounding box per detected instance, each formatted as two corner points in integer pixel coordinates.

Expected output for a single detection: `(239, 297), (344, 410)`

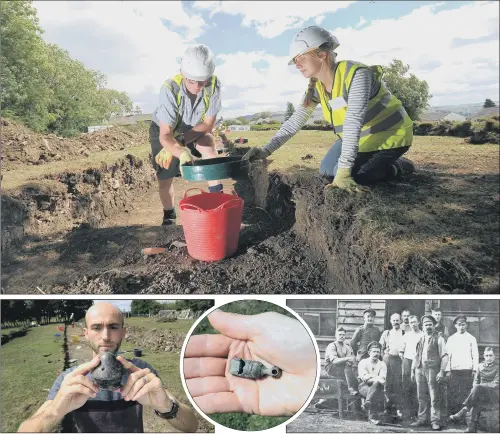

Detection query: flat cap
(421, 315), (437, 325)
(367, 341), (382, 352)
(363, 308), (376, 316)
(453, 314), (467, 324)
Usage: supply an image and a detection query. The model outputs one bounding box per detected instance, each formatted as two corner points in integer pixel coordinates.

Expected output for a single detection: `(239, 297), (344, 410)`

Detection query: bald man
(18, 302), (198, 433)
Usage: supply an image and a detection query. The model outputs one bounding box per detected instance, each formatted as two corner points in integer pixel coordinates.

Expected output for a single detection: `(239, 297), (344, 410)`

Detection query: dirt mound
(1, 154), (156, 257)
(2, 145), (498, 294)
(0, 117), (148, 171)
(124, 326), (185, 353)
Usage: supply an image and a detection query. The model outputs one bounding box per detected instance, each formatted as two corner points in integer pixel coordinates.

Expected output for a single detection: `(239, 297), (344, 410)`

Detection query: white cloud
(330, 1), (499, 105)
(33, 1), (206, 106)
(32, 1), (499, 118)
(315, 15), (326, 25)
(193, 1), (357, 38)
(356, 16), (367, 28)
(215, 51), (306, 117)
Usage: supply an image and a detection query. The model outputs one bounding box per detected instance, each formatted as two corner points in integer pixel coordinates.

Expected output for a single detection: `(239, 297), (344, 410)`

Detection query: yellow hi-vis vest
(163, 74), (217, 135)
(315, 60), (413, 153)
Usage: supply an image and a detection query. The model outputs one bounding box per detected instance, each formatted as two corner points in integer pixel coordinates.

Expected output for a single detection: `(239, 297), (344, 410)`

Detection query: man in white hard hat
(243, 26), (415, 192)
(149, 44), (223, 225)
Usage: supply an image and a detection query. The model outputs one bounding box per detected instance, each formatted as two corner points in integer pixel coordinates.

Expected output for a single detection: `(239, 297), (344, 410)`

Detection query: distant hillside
(428, 102), (499, 117)
(234, 101), (498, 123)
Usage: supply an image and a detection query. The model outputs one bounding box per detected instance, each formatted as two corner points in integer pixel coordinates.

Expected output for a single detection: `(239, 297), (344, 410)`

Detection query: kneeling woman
(244, 26), (415, 192)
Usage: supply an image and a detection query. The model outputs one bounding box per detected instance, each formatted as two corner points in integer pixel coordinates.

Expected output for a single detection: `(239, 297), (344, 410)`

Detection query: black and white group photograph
(286, 299), (499, 433)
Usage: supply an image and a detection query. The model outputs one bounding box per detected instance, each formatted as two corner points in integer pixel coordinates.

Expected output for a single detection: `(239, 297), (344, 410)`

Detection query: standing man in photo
(399, 315), (424, 422)
(379, 313), (405, 419)
(445, 315), (479, 420)
(411, 315), (449, 431)
(401, 308), (412, 333)
(351, 308), (382, 362)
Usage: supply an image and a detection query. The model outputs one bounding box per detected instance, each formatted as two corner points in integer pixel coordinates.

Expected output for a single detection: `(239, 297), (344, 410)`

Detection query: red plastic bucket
(179, 188), (244, 261)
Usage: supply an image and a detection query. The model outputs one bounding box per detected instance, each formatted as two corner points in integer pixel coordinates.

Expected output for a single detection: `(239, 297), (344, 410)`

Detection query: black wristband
(176, 133), (185, 145)
(154, 399), (179, 420)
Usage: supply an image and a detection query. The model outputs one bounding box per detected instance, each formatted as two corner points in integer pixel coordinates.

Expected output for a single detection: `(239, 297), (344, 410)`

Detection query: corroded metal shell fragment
(229, 357), (282, 379)
(90, 352), (126, 390)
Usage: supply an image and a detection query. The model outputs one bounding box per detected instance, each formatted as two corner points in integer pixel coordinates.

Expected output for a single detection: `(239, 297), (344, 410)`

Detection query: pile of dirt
(1, 154), (156, 255)
(124, 326), (185, 353)
(0, 117), (148, 170)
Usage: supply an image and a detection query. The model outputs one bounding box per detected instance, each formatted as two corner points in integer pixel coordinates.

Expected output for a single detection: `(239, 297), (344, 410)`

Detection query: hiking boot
(162, 208), (177, 226)
(431, 422), (441, 430)
(391, 157), (415, 177)
(449, 406), (468, 422)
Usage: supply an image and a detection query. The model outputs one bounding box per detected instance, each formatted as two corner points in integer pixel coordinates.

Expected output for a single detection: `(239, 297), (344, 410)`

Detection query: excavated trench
(1, 150), (490, 294)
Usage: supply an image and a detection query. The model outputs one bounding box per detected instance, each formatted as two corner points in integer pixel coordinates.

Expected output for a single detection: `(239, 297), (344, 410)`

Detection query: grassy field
(3, 129), (497, 190)
(124, 316), (195, 334)
(0, 323), (66, 432)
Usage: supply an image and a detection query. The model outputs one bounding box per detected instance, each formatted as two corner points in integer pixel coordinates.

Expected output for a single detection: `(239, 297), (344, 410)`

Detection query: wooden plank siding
(336, 300), (385, 339)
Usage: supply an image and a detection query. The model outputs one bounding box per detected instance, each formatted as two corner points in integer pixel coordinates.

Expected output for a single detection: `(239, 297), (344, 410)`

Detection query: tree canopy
(0, 0), (133, 136)
(382, 59), (432, 121)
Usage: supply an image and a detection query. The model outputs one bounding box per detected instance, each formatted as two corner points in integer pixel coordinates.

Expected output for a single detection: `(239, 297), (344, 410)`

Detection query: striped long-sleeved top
(263, 67), (378, 170)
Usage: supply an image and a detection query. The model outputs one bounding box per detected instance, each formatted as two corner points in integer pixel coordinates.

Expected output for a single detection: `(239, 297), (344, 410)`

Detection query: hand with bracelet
(117, 357), (176, 415)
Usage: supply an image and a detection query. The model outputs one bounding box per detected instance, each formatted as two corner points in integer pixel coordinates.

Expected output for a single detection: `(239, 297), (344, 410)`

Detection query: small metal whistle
(229, 357), (282, 379)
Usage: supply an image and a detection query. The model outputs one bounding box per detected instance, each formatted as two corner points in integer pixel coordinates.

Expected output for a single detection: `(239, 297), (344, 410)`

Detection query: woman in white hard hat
(150, 44), (223, 225)
(243, 26), (415, 192)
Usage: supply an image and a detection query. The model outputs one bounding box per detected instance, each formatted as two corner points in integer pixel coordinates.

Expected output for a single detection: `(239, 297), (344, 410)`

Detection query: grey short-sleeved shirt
(47, 358), (160, 433)
(151, 77), (222, 134)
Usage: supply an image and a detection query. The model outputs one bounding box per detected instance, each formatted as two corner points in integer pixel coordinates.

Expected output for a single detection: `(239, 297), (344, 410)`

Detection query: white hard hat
(180, 44), (215, 81)
(288, 26), (339, 65)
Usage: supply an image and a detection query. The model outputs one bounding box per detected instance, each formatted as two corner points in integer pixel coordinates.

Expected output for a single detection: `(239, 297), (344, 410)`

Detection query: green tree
(0, 0), (133, 136)
(382, 59), (432, 121)
(284, 101), (295, 122)
(130, 300), (164, 315)
(483, 98), (496, 108)
(0, 0), (53, 131)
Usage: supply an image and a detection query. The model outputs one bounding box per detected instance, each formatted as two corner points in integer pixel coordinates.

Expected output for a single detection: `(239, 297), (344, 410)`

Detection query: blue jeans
(320, 139), (410, 185)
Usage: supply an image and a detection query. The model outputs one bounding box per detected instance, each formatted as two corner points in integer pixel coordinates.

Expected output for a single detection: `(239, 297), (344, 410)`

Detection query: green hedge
(249, 124), (282, 131)
(413, 116), (499, 144)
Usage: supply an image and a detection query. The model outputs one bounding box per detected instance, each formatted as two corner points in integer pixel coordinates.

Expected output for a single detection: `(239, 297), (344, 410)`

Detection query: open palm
(184, 310), (317, 416)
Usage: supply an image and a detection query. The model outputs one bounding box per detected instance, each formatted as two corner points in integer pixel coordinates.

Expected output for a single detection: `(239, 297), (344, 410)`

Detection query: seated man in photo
(324, 327), (358, 395)
(358, 341), (387, 425)
(450, 347), (499, 433)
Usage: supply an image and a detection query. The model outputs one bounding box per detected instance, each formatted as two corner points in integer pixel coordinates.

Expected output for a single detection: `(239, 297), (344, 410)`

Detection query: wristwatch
(154, 399), (179, 420)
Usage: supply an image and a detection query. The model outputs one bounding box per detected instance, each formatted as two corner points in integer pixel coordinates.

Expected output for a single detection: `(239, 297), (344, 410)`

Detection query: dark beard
(89, 339), (122, 355)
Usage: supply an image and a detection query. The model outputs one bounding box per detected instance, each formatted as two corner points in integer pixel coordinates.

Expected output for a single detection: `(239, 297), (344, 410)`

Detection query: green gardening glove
(325, 167), (369, 193)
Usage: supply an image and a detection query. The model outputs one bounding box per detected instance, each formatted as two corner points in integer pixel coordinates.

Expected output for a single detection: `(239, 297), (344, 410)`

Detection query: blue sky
(34, 1), (499, 117)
